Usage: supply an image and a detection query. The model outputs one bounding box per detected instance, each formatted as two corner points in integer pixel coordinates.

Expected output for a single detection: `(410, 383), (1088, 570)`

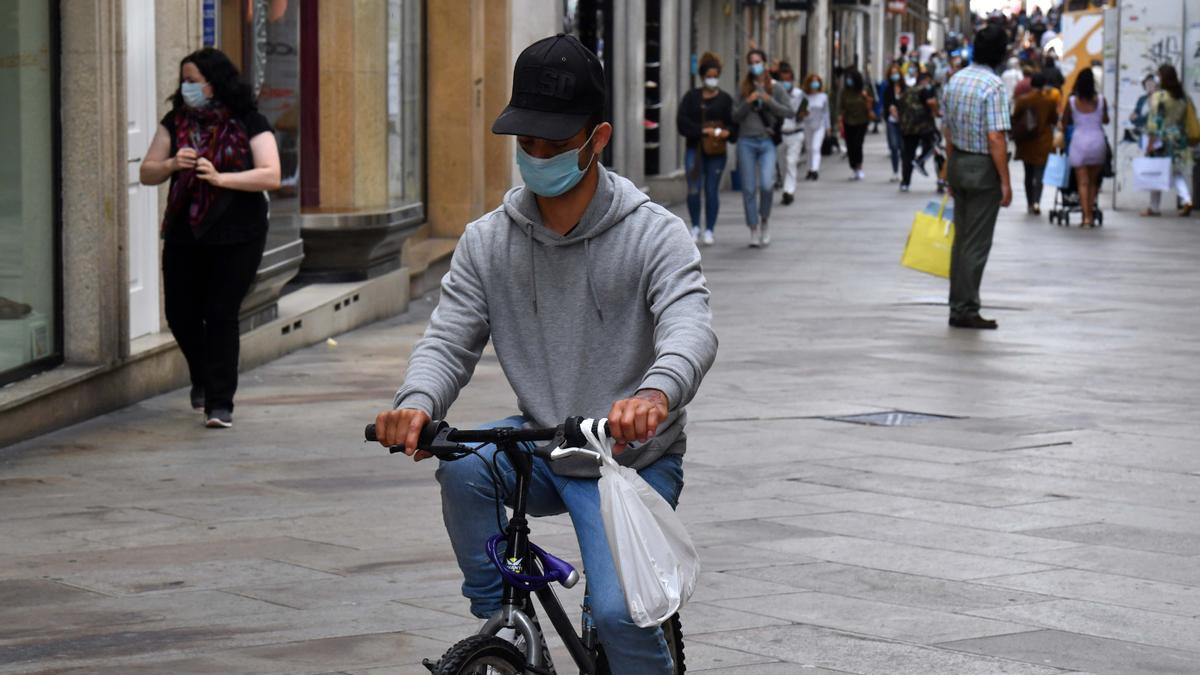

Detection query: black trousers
(844, 123), (868, 169)
(900, 132), (940, 186)
(1023, 160), (1045, 207)
(163, 236), (265, 413)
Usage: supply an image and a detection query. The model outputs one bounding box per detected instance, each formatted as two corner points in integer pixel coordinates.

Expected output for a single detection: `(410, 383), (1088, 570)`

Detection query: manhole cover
(822, 411), (960, 427)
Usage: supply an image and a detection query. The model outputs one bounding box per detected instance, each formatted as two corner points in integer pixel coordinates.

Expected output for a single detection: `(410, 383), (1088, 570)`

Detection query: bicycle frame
(477, 437), (599, 674)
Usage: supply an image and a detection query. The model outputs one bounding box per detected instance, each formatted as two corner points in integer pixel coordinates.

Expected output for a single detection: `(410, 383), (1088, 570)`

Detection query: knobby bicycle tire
(595, 612), (685, 674)
(430, 634), (525, 675)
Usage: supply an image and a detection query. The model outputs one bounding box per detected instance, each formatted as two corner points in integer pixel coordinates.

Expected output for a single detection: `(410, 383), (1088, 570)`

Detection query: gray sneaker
(759, 221), (771, 247)
(749, 226), (761, 248)
(205, 409), (233, 429)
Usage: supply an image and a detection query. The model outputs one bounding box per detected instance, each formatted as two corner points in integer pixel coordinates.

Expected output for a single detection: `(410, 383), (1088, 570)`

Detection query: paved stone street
(3, 134), (1200, 674)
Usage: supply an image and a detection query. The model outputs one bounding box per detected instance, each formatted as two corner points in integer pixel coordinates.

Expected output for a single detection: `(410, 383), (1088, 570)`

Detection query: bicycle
(365, 416), (685, 675)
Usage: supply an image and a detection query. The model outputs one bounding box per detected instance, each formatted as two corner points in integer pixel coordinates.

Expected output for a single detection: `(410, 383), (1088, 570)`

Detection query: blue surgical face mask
(890, 73), (901, 82)
(181, 81), (210, 108)
(516, 128), (598, 198)
(780, 81), (793, 91)
(810, 81), (821, 91)
(750, 62), (765, 76)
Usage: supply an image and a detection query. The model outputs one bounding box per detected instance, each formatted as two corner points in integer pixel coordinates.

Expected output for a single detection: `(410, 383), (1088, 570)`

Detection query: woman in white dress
(799, 73), (832, 181)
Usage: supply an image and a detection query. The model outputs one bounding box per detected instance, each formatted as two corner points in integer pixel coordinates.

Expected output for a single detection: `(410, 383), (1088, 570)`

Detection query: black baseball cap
(492, 34), (606, 141)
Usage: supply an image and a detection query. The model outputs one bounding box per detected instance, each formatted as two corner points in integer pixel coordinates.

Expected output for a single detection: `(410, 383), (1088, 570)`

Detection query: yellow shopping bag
(900, 196), (954, 278)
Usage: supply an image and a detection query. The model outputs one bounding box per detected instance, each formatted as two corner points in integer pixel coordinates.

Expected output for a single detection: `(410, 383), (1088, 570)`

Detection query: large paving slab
(3, 134), (1199, 672)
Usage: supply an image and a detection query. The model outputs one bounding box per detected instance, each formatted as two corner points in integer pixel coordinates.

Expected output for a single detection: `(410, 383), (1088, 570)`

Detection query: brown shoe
(1180, 203), (1193, 217)
(1140, 208), (1162, 217)
(949, 314), (998, 329)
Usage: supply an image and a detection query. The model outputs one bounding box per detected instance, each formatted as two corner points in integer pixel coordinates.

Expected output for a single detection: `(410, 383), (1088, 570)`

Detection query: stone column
(612, 1), (646, 187)
(61, 0), (128, 364)
(483, 0), (513, 210)
(318, 1), (388, 211)
(809, 0), (830, 86)
(427, 0), (487, 237)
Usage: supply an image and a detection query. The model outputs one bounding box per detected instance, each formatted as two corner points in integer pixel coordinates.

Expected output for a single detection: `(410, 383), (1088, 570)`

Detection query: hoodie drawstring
(584, 238), (604, 322)
(527, 225), (539, 315)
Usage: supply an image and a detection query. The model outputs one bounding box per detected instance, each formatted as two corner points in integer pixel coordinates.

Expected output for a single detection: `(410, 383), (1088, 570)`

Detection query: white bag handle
(578, 417), (617, 467)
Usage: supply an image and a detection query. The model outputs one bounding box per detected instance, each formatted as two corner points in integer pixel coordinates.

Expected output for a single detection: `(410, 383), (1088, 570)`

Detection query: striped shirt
(942, 64), (1010, 154)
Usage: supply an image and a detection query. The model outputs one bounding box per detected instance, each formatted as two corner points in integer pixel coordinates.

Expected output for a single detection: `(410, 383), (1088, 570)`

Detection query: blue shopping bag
(1043, 153), (1070, 189)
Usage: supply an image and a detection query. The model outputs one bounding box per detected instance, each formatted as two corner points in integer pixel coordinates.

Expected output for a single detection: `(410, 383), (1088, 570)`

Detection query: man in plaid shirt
(941, 24), (1011, 330)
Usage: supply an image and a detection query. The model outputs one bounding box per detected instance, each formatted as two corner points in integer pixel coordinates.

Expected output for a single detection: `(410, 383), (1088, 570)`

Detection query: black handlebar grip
(364, 424), (378, 442)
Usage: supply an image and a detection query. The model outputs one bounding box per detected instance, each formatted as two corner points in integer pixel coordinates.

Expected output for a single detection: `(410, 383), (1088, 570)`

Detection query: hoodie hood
(501, 165), (650, 318)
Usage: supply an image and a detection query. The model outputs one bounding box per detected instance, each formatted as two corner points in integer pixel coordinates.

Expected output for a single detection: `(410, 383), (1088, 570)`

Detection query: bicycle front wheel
(431, 635), (525, 675)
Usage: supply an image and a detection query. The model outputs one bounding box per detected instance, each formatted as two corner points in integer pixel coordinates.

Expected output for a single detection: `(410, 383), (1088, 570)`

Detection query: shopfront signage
(202, 0), (216, 47)
(887, 0), (907, 15)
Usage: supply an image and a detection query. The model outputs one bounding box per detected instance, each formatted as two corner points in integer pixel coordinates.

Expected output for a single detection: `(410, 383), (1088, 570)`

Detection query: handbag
(820, 134), (836, 156)
(756, 107), (783, 145)
(1042, 152), (1070, 189)
(1011, 105), (1039, 142)
(1132, 156), (1172, 192)
(901, 196), (955, 279)
(1187, 98), (1200, 145)
(583, 421), (699, 628)
(699, 99), (728, 156)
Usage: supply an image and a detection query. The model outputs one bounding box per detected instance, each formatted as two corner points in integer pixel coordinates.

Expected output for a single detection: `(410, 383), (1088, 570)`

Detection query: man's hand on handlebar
(607, 389), (668, 455)
(374, 408), (434, 461)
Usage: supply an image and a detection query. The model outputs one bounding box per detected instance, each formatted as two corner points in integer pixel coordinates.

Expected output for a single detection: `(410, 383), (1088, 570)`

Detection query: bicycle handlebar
(364, 416), (609, 462)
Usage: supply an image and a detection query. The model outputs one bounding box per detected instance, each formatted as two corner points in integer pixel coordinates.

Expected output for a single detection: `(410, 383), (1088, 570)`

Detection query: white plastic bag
(581, 420), (700, 628)
(1132, 157), (1172, 192)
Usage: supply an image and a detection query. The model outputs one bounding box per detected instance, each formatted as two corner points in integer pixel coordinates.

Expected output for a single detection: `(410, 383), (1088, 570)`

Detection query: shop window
(0, 1), (60, 384)
(388, 0), (424, 208)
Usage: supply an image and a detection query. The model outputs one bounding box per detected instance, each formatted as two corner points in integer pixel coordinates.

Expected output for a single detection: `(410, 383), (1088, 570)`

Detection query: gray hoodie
(393, 166), (718, 477)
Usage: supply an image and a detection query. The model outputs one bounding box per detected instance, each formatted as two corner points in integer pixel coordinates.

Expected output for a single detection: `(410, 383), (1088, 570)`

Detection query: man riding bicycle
(373, 35), (717, 674)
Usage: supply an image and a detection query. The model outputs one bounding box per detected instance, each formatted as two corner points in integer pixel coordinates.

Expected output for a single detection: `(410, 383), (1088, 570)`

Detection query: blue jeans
(437, 415), (685, 675)
(736, 135), (776, 227)
(685, 146), (727, 232)
(886, 120), (903, 174)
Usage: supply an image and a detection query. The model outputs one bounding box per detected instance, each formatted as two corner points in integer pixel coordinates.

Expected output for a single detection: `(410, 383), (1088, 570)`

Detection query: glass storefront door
(0, 1), (60, 384)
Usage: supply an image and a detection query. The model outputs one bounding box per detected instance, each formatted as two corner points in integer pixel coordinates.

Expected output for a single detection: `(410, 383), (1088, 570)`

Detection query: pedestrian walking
(1143, 64), (1196, 217)
(1001, 57), (1023, 107)
(138, 48), (281, 428)
(800, 73), (832, 182)
(883, 63), (907, 182)
(732, 48), (792, 247)
(941, 24), (1012, 330)
(374, 34), (717, 674)
(677, 51), (735, 246)
(776, 62), (805, 205)
(1061, 68), (1108, 228)
(898, 71), (941, 193)
(839, 69), (874, 180)
(1011, 72), (1060, 215)
(1127, 73), (1157, 146)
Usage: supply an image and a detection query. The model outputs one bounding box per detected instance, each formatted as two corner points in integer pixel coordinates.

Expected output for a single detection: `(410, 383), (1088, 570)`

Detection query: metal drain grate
(822, 411), (960, 427)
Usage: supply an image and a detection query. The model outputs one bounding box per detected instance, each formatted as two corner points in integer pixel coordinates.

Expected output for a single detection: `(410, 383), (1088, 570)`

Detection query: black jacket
(677, 89), (737, 149)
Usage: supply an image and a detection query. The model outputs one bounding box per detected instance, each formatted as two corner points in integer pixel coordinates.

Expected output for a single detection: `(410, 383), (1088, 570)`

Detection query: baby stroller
(1048, 167), (1103, 227)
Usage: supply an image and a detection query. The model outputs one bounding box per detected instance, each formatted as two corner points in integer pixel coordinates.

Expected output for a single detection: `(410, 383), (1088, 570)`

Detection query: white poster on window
(1114, 1), (1185, 209)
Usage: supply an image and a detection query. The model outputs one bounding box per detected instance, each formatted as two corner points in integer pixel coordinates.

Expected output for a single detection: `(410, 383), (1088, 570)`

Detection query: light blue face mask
(810, 81), (821, 91)
(181, 81), (210, 108)
(750, 63), (765, 76)
(516, 128), (598, 198)
(780, 81), (793, 92)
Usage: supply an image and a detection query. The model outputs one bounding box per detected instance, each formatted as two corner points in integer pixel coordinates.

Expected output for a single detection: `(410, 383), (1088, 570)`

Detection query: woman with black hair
(1061, 67), (1108, 228)
(677, 51), (736, 246)
(882, 62), (907, 182)
(139, 48), (281, 429)
(1143, 64), (1195, 217)
(839, 69), (874, 180)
